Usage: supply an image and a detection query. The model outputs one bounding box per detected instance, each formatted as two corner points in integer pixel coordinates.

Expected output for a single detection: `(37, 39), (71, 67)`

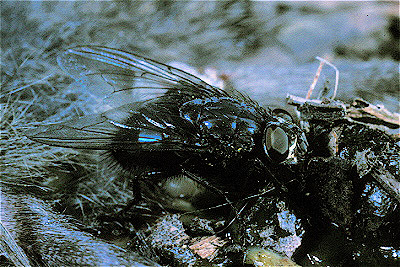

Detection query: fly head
(263, 109), (308, 164)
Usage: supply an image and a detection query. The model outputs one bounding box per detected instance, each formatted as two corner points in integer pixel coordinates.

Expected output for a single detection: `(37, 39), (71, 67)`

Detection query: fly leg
(181, 169), (238, 216)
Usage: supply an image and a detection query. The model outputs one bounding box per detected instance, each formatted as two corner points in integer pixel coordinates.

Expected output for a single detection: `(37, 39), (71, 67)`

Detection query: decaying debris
(347, 98), (400, 130)
(372, 167), (400, 203)
(288, 56), (400, 138)
(244, 247), (299, 266)
(144, 215), (194, 265)
(288, 96), (347, 122)
(281, 57), (399, 265)
(287, 94), (400, 137)
(354, 147), (400, 203)
(287, 57), (400, 206)
(138, 214), (229, 266)
(189, 235), (227, 259)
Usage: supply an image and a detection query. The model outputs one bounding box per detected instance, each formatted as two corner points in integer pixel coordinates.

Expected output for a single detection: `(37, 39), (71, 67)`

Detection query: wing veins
(64, 46), (225, 97)
(92, 46), (212, 88)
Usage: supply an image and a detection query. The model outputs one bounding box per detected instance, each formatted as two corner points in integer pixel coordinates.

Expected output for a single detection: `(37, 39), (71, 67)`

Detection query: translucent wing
(57, 46), (228, 100)
(26, 103), (138, 149)
(27, 46), (269, 152)
(25, 99), (203, 151)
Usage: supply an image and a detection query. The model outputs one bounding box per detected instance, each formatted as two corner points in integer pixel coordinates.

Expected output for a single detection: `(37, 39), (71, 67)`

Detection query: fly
(25, 46), (308, 211)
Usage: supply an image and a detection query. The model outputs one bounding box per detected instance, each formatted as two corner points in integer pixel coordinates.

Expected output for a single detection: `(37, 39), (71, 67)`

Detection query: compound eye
(264, 125), (290, 163)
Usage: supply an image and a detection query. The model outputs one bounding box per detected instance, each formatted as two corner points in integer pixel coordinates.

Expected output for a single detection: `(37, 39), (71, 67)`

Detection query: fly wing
(58, 46), (227, 100)
(25, 102), (142, 149)
(25, 100), (203, 151)
(27, 46), (267, 152)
